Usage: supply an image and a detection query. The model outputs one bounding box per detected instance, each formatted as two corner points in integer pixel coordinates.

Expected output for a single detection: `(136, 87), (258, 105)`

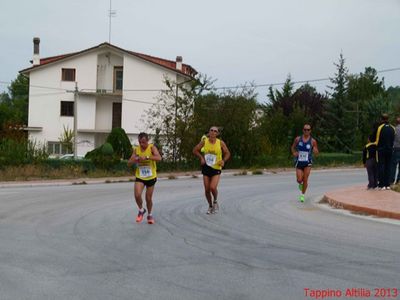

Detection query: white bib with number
(139, 166), (153, 178)
(205, 154), (217, 167)
(298, 151), (309, 162)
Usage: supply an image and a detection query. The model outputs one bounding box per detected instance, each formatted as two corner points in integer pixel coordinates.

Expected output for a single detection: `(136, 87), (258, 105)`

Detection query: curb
(0, 167), (363, 189)
(322, 188), (400, 220)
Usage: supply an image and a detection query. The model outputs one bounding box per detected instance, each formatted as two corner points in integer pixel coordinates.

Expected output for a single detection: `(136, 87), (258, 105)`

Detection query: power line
(213, 67), (400, 90)
(1, 66), (399, 93)
(122, 97), (159, 105)
(0, 81), (67, 91)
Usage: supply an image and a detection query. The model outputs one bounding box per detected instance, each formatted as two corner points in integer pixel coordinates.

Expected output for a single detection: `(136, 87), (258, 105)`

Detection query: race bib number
(298, 151), (309, 162)
(205, 154), (217, 167)
(139, 166), (153, 178)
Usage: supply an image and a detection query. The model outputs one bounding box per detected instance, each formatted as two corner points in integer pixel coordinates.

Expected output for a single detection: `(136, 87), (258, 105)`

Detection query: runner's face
(209, 127), (219, 137)
(303, 126), (311, 137)
(139, 137), (148, 149)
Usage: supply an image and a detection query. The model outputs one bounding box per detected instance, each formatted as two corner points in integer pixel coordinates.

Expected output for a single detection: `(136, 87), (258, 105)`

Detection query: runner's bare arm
(218, 141), (231, 167)
(150, 145), (162, 161)
(312, 139), (319, 156)
(193, 141), (205, 164)
(127, 149), (139, 166)
(291, 137), (300, 157)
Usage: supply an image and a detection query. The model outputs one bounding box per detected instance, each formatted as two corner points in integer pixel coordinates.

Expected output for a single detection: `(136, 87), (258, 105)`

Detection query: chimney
(33, 37), (40, 66)
(176, 56), (182, 71)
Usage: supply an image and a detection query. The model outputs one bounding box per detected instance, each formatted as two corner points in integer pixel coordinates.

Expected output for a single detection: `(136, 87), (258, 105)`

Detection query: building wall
(97, 53), (123, 92)
(95, 97), (114, 130)
(28, 52), (98, 146)
(121, 55), (177, 135)
(27, 46), (188, 156)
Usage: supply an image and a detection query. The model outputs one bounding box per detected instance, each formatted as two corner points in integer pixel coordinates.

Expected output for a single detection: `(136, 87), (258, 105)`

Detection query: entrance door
(112, 102), (122, 128)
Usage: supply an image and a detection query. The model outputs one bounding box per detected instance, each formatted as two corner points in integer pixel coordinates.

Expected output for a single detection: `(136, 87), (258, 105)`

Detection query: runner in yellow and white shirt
(128, 132), (162, 224)
(193, 126), (231, 214)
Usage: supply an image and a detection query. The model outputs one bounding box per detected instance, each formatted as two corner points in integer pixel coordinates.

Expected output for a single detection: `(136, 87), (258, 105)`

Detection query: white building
(20, 38), (197, 156)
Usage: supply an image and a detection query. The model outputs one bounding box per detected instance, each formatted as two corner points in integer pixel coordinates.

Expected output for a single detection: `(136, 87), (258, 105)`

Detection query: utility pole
(173, 81), (178, 164)
(73, 82), (78, 159)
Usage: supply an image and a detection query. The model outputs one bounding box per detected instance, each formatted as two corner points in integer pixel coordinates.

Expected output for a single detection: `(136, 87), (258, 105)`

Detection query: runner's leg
(145, 184), (155, 214)
(203, 175), (212, 207)
(209, 175), (220, 202)
(296, 168), (304, 185)
(134, 181), (145, 209)
(302, 167), (311, 194)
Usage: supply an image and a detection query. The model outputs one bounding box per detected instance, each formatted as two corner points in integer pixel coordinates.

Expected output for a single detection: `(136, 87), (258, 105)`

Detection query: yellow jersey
(134, 144), (157, 180)
(203, 138), (222, 170)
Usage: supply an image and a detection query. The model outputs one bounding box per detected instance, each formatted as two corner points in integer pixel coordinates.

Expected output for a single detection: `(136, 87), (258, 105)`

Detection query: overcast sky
(1, 0), (399, 101)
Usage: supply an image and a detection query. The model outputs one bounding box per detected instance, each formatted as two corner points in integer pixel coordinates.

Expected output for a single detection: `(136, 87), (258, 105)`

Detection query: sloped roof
(20, 42), (197, 77)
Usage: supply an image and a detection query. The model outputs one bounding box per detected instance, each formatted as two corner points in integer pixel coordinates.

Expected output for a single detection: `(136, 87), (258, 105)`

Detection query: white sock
(139, 208), (144, 213)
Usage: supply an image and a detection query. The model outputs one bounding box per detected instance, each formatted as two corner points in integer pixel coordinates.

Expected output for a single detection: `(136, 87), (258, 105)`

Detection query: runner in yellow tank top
(193, 126), (231, 214)
(128, 132), (162, 224)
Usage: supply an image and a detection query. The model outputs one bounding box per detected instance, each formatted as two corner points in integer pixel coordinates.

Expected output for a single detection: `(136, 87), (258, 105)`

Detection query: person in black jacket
(375, 114), (395, 189)
(363, 135), (378, 189)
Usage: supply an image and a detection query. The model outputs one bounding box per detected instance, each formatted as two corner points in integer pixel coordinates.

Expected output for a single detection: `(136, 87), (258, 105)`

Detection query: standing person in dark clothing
(390, 117), (400, 184)
(363, 135), (378, 189)
(375, 114), (395, 190)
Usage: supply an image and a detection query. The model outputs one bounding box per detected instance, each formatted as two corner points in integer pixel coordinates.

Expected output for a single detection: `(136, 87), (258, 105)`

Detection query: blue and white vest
(295, 136), (313, 167)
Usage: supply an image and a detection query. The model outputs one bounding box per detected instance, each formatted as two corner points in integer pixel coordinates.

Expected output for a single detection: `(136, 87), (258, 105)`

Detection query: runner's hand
(200, 157), (206, 165)
(218, 160), (225, 167)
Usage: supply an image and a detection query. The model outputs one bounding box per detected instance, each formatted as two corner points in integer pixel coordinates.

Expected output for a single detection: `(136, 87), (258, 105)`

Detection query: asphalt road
(0, 169), (399, 300)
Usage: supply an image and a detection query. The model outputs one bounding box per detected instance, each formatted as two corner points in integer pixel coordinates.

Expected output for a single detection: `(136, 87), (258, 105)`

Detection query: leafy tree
(192, 86), (265, 165)
(0, 74), (29, 130)
(145, 74), (214, 162)
(387, 86), (400, 114)
(347, 67), (386, 147)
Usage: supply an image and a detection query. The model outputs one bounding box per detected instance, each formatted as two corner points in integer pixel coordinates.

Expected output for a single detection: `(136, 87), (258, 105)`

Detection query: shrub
(106, 127), (133, 159)
(85, 143), (119, 170)
(0, 138), (48, 166)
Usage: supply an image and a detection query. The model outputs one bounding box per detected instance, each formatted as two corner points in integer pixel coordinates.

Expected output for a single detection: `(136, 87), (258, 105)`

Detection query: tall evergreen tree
(322, 52), (353, 152)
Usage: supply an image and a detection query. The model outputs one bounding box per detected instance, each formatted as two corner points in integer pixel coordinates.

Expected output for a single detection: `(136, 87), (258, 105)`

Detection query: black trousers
(366, 158), (377, 188)
(378, 150), (392, 188)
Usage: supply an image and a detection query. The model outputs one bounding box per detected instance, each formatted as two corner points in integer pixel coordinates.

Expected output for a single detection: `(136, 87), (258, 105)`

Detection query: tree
(346, 67), (386, 148)
(0, 74), (29, 130)
(387, 86), (400, 114)
(266, 74), (294, 115)
(260, 82), (326, 155)
(191, 86), (265, 165)
(145, 74), (214, 162)
(322, 52), (354, 152)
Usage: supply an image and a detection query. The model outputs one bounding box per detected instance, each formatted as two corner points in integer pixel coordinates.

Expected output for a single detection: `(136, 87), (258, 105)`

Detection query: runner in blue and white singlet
(295, 136), (314, 168)
(291, 124), (319, 202)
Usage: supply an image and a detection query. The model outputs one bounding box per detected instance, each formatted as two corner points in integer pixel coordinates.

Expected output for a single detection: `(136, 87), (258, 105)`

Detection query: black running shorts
(201, 164), (222, 177)
(135, 177), (157, 187)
